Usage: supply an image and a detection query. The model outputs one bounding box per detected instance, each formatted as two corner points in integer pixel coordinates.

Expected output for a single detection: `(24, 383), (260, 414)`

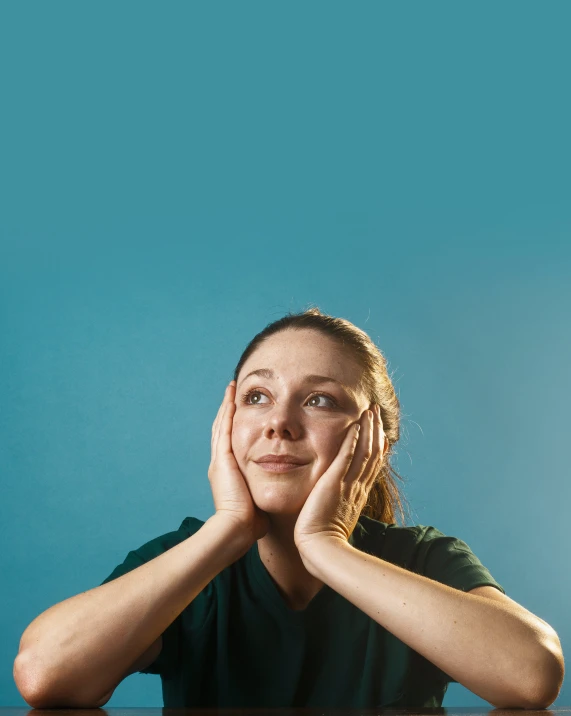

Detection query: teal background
(1, 0), (569, 707)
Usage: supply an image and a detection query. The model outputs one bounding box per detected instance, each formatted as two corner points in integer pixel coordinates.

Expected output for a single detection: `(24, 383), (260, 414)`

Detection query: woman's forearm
(299, 537), (564, 709)
(14, 514), (250, 708)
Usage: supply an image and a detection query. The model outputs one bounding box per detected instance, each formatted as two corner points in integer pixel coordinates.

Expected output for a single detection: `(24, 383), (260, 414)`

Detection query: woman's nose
(263, 407), (302, 438)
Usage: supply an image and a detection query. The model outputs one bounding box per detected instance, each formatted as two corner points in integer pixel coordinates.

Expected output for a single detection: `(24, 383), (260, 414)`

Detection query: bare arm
(14, 514), (250, 708)
(88, 636), (164, 708)
(299, 537), (564, 709)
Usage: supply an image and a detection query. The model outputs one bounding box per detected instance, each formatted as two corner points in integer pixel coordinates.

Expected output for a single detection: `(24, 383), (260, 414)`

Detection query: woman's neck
(257, 513), (325, 610)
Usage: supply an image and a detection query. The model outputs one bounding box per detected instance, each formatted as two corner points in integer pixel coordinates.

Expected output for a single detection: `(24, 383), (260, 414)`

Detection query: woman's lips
(254, 461), (309, 473)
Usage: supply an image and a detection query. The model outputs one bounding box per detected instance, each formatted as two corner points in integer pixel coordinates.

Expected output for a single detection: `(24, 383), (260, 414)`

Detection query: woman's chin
(250, 484), (309, 515)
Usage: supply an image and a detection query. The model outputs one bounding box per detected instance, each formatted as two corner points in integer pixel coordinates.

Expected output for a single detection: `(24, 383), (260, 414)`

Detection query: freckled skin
(231, 328), (370, 517)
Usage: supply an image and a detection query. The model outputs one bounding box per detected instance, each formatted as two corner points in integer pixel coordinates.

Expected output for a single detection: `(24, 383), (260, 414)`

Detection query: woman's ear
(383, 434), (389, 455)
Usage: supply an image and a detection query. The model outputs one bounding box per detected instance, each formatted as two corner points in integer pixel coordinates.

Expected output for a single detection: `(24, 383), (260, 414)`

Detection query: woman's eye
(243, 390), (270, 405)
(306, 394), (336, 408)
(242, 390), (336, 408)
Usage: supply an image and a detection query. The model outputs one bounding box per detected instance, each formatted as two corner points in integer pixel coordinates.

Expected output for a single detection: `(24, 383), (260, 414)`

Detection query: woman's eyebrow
(238, 368), (358, 402)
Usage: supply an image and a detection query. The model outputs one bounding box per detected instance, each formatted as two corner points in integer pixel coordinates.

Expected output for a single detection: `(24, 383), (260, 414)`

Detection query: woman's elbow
(523, 634), (565, 709)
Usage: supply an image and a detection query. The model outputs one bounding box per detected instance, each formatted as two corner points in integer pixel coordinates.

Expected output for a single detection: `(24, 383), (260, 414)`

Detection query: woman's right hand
(208, 381), (270, 545)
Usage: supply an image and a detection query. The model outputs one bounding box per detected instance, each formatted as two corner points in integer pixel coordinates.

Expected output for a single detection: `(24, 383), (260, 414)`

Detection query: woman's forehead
(251, 328), (346, 358)
(240, 329), (362, 384)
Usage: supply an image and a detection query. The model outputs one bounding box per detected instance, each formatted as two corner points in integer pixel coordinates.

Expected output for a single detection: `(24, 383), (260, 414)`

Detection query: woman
(15, 308), (564, 709)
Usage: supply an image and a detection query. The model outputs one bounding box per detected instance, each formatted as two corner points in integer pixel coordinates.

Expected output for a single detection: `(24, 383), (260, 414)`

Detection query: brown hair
(232, 306), (414, 527)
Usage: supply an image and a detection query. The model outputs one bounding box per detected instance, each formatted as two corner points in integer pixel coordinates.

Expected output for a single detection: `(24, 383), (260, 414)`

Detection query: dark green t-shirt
(100, 514), (505, 708)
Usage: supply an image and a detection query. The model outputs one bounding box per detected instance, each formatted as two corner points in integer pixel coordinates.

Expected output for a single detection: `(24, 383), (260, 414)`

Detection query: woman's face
(232, 328), (372, 516)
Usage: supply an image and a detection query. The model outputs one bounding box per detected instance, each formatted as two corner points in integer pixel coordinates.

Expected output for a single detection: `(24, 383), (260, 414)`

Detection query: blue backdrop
(1, 0), (569, 707)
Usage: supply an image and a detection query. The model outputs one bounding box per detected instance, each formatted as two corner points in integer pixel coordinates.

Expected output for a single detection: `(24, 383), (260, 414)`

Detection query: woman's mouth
(254, 462), (309, 473)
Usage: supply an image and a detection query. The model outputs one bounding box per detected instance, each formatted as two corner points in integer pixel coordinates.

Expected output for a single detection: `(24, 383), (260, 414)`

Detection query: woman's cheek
(230, 411), (252, 462)
(313, 423), (346, 469)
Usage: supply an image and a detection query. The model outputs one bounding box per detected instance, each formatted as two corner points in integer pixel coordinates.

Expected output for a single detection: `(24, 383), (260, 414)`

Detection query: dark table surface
(1, 708), (570, 716)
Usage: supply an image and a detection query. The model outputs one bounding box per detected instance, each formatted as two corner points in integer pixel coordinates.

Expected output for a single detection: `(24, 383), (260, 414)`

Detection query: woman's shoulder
(133, 515), (207, 558)
(355, 515), (472, 567)
(100, 516), (206, 585)
(356, 514), (443, 545)
(355, 515), (505, 594)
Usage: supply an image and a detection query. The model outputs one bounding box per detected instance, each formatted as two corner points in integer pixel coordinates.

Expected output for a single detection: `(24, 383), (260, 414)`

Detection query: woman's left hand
(294, 404), (387, 553)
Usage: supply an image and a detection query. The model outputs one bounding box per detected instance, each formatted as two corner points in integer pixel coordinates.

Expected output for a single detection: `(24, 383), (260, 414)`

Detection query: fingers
(211, 381), (236, 458)
(219, 382), (236, 456)
(366, 405), (384, 486)
(343, 405), (384, 485)
(354, 410), (374, 476)
(211, 387), (226, 454)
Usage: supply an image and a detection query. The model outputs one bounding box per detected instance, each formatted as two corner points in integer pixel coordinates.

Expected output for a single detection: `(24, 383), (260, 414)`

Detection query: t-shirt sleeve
(411, 525), (506, 684)
(415, 526), (506, 595)
(98, 516), (206, 677)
